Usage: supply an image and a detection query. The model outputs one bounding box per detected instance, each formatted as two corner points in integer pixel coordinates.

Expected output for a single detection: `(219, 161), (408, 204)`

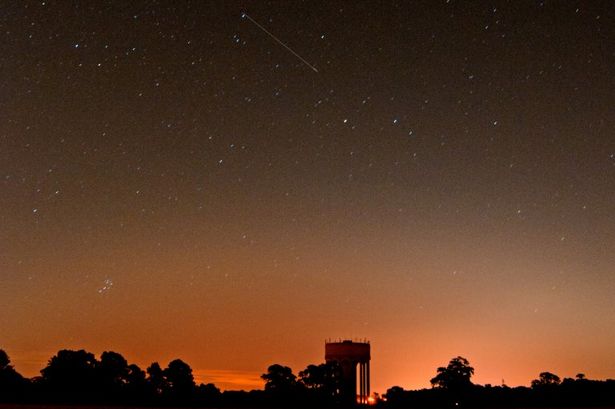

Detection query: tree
(163, 359), (196, 401)
(262, 363), (300, 405)
(97, 351), (129, 400)
(299, 361), (342, 402)
(0, 350), (28, 402)
(40, 349), (98, 402)
(262, 364), (298, 393)
(196, 382), (222, 406)
(146, 362), (167, 397)
(430, 356), (474, 390)
(384, 386), (407, 407)
(0, 351), (10, 371)
(531, 372), (561, 388)
(124, 364), (147, 401)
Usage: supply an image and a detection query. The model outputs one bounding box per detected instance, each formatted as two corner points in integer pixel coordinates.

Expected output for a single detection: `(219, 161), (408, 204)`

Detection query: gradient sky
(1, 0), (615, 393)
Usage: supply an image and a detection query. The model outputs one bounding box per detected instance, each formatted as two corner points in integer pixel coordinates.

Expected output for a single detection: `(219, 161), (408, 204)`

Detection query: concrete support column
(358, 361), (368, 404)
(359, 362), (363, 403)
(366, 361), (370, 400)
(364, 362), (367, 403)
(361, 362), (365, 403)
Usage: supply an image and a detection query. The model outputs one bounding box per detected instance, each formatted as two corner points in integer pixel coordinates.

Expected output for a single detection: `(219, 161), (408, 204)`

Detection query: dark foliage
(385, 358), (615, 409)
(163, 358), (196, 403)
(299, 361), (343, 405)
(0, 348), (220, 406)
(384, 379), (615, 409)
(1, 348), (615, 408)
(261, 364), (300, 406)
(430, 356), (474, 391)
(39, 349), (98, 402)
(0, 350), (29, 402)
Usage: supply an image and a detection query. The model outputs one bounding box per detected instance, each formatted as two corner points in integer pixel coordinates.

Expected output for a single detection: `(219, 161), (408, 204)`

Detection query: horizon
(2, 0), (614, 397)
(5, 343), (613, 393)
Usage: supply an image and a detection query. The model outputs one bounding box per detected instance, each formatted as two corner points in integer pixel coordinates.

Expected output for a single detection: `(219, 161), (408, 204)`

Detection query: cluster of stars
(97, 278), (114, 294)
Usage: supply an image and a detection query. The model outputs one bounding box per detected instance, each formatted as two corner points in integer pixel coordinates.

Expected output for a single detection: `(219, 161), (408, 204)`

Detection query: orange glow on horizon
(192, 369), (264, 390)
(6, 324), (615, 394)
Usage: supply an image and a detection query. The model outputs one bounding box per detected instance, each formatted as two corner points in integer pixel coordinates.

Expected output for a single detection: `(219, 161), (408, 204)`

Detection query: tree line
(385, 356), (615, 408)
(1, 349), (614, 407)
(0, 348), (343, 407)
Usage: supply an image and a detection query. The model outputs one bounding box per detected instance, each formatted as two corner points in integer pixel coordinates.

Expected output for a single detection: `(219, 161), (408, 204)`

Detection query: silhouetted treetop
(41, 349), (97, 383)
(430, 356), (474, 390)
(127, 363), (146, 384)
(0, 349), (27, 402)
(298, 361), (342, 403)
(99, 351), (129, 380)
(95, 351), (131, 401)
(164, 358), (196, 400)
(0, 350), (10, 371)
(299, 362), (341, 390)
(146, 362), (167, 396)
(38, 349), (98, 402)
(531, 371), (561, 388)
(262, 364), (298, 393)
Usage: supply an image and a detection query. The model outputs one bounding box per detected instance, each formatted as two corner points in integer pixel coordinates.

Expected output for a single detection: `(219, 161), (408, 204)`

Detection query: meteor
(241, 12), (319, 73)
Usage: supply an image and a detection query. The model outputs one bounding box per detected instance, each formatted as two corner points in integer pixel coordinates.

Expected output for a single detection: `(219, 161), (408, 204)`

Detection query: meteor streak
(241, 12), (319, 73)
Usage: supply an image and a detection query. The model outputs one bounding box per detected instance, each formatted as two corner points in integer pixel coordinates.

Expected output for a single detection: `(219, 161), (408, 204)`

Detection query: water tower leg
(366, 361), (370, 400)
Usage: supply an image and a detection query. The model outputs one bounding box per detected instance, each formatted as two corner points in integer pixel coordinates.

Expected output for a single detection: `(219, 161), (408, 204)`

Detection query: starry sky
(1, 0), (615, 393)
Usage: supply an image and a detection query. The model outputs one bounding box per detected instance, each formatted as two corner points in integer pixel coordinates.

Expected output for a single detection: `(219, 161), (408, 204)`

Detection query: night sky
(2, 0), (615, 393)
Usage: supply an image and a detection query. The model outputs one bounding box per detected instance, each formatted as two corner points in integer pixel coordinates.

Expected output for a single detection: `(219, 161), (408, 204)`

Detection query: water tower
(325, 340), (370, 405)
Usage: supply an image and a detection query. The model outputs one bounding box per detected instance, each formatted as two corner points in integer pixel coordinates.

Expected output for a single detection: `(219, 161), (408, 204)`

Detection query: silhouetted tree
(40, 349), (98, 402)
(163, 358), (196, 402)
(530, 372), (563, 407)
(299, 361), (342, 404)
(196, 382), (222, 406)
(262, 364), (297, 392)
(0, 351), (9, 370)
(299, 364), (322, 390)
(384, 386), (407, 407)
(0, 349), (28, 402)
(125, 363), (147, 402)
(384, 385), (450, 409)
(262, 364), (300, 405)
(531, 372), (561, 388)
(146, 362), (167, 397)
(430, 356), (474, 390)
(97, 351), (129, 401)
